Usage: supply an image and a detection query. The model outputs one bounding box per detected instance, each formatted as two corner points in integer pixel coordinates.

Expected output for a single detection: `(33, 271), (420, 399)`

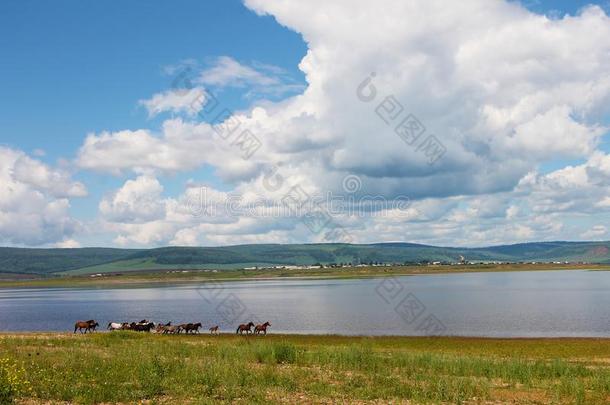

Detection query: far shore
(1, 262), (609, 288)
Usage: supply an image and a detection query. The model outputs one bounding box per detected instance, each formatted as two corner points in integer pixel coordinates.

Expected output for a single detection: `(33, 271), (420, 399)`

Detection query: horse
(74, 320), (98, 334)
(236, 322), (254, 335)
(183, 322), (202, 334)
(155, 322), (171, 333)
(130, 322), (155, 332)
(209, 325), (219, 334)
(162, 325), (181, 334)
(88, 320), (100, 332)
(107, 322), (127, 331)
(254, 321), (271, 335)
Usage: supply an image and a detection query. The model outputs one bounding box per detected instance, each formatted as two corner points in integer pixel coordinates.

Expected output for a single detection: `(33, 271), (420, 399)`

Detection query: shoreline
(1, 263), (608, 289)
(3, 331), (610, 340)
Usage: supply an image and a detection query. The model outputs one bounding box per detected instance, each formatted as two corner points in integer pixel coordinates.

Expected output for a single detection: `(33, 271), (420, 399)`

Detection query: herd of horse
(73, 319), (272, 335)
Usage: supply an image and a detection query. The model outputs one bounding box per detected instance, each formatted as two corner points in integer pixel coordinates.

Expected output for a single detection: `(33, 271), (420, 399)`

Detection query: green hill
(0, 242), (609, 276)
(0, 247), (142, 275)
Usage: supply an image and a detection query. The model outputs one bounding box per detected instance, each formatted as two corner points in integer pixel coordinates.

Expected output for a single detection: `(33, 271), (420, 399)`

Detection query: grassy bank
(1, 333), (610, 404)
(2, 263), (609, 289)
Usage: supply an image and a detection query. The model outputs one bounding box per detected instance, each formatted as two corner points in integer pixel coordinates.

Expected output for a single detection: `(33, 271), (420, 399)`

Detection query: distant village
(240, 259), (583, 271)
(88, 257), (590, 278)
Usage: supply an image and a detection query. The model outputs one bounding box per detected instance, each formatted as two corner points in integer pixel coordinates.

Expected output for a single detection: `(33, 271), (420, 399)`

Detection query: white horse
(107, 322), (127, 331)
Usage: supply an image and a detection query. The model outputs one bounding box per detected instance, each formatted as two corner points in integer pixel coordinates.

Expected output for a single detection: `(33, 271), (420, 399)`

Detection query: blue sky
(0, 0), (305, 157)
(0, 0), (307, 222)
(1, 0), (610, 247)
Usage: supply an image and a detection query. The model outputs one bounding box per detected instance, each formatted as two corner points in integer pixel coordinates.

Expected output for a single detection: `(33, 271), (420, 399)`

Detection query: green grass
(1, 333), (610, 404)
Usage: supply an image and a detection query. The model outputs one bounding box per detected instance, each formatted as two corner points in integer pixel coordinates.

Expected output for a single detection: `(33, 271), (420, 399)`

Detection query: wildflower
(0, 357), (33, 402)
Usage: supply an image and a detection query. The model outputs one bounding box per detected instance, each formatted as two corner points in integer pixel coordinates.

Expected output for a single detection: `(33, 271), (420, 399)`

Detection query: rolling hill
(1, 241), (610, 277)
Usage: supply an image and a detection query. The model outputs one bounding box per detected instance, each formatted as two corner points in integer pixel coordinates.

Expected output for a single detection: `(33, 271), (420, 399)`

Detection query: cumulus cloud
(75, 118), (264, 181)
(0, 147), (84, 246)
(99, 175), (166, 223)
(74, 0), (610, 246)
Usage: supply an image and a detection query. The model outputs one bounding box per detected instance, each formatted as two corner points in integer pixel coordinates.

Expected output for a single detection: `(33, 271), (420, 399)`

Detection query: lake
(1, 270), (610, 337)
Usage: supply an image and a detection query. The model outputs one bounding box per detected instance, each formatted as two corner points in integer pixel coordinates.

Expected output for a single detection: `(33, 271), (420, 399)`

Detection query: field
(1, 333), (610, 404)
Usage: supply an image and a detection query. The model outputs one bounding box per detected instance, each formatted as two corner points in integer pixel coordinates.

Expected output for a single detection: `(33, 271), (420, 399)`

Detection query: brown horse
(162, 325), (181, 334)
(236, 322), (254, 335)
(130, 322), (155, 332)
(88, 320), (100, 332)
(209, 325), (219, 334)
(155, 322), (171, 333)
(74, 320), (98, 334)
(254, 321), (271, 335)
(182, 322), (202, 334)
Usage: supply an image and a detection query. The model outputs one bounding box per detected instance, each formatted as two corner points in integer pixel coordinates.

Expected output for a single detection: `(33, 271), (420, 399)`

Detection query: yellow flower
(0, 357), (32, 398)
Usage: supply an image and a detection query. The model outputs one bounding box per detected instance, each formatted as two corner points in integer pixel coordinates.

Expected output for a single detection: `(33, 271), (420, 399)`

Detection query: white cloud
(54, 239), (82, 248)
(0, 147), (83, 246)
(12, 153), (87, 198)
(139, 87), (207, 117)
(139, 87), (206, 117)
(581, 225), (607, 239)
(99, 175), (166, 223)
(75, 119), (263, 180)
(199, 56), (279, 88)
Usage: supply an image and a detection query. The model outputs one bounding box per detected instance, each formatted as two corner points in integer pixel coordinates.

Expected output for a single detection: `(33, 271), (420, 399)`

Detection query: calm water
(1, 270), (610, 337)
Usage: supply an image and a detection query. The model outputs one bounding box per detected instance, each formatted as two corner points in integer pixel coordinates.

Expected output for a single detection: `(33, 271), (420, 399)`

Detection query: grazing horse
(236, 322), (255, 335)
(74, 320), (98, 334)
(254, 321), (271, 335)
(209, 325), (219, 334)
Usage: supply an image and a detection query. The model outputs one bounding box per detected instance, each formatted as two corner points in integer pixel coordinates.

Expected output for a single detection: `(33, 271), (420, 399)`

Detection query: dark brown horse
(130, 322), (155, 332)
(74, 320), (98, 334)
(209, 325), (219, 334)
(254, 321), (271, 335)
(182, 322), (202, 334)
(236, 322), (254, 335)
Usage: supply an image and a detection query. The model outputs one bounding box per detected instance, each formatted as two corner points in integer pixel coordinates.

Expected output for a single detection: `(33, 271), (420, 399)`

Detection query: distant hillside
(0, 242), (609, 276)
(0, 247), (142, 275)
